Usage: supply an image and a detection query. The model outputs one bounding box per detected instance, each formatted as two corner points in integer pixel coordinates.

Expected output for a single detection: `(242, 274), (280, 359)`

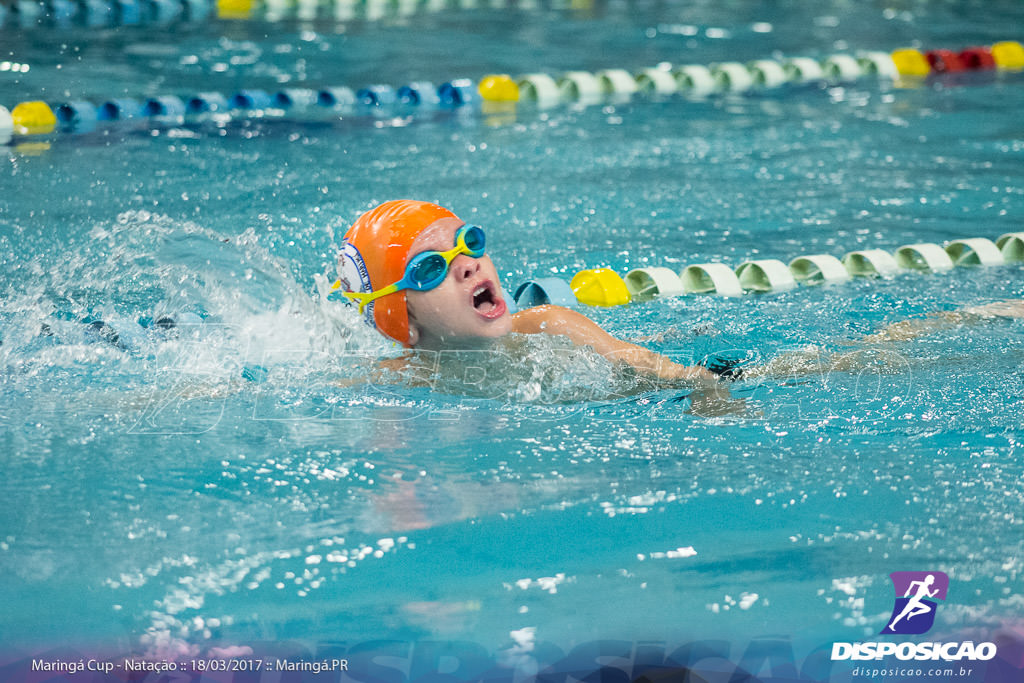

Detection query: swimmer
(333, 200), (1024, 385)
(333, 200), (719, 386)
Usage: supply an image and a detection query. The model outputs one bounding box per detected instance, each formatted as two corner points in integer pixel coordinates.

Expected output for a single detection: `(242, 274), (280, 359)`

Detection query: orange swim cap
(337, 200), (459, 346)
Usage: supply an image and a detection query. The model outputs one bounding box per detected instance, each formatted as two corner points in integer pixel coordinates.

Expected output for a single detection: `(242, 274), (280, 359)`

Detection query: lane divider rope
(511, 233), (1024, 309)
(0, 0), (510, 29)
(3, 40), (1022, 145)
(1, 0), (213, 28)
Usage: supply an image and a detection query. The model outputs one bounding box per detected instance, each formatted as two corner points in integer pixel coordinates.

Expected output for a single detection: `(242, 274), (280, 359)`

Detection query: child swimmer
(333, 199), (719, 386)
(333, 199), (1024, 387)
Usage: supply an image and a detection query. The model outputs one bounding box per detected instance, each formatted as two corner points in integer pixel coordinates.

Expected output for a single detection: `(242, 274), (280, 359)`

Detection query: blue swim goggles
(332, 224), (486, 314)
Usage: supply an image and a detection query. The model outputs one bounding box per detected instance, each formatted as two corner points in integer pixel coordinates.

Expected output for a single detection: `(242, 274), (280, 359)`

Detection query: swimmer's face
(405, 217), (512, 349)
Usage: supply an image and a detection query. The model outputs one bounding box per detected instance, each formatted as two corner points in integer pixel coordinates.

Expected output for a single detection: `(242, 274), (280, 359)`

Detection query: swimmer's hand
(511, 305), (717, 386)
(699, 351), (758, 380)
(960, 299), (1024, 319)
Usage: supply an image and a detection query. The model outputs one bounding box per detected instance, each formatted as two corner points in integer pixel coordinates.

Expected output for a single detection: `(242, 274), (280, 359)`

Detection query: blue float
(317, 87), (357, 108)
(98, 98), (143, 120)
(273, 89), (319, 109)
(146, 0), (183, 23)
(81, 0), (115, 26)
(356, 85), (397, 107)
(186, 92), (229, 113)
(230, 90), (273, 110)
(55, 101), (99, 133)
(115, 0), (141, 24)
(50, 0), (80, 24)
(513, 278), (578, 308)
(15, 0), (43, 25)
(143, 95), (186, 118)
(438, 79), (475, 106)
(181, 0), (209, 20)
(397, 82), (441, 107)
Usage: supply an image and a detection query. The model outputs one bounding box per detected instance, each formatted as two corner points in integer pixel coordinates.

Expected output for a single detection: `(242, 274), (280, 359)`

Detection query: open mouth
(471, 281), (506, 319)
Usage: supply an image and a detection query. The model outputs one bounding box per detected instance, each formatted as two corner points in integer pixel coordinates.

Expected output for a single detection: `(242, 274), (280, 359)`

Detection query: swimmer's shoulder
(512, 305), (606, 339)
(510, 305), (628, 357)
(510, 304), (568, 334)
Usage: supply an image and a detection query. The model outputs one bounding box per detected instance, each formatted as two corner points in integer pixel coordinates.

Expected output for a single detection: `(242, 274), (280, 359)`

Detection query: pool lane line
(513, 234), (1024, 308)
(4, 40), (1022, 146)
(1, 0), (213, 28)
(506, 41), (1024, 105)
(1, 0), (523, 29)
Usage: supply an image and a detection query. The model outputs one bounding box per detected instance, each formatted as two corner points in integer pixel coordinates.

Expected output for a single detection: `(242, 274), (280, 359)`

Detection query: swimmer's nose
(452, 253), (480, 281)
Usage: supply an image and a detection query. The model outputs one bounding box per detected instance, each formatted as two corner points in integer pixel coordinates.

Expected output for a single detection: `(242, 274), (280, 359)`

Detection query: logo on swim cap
(337, 240), (374, 326)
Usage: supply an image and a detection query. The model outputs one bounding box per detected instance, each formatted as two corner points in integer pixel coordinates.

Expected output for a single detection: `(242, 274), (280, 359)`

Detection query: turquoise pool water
(2, 2), (1024, 681)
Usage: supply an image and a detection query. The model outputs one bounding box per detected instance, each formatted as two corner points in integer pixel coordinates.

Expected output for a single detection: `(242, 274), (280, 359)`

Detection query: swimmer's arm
(858, 299), (1024, 343)
(744, 299), (1024, 380)
(510, 305), (717, 385)
(330, 355), (424, 388)
(372, 355), (440, 387)
(377, 355), (411, 375)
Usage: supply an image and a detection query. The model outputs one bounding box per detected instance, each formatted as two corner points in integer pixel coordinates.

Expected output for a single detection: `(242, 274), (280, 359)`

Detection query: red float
(925, 49), (967, 73)
(958, 46), (997, 70)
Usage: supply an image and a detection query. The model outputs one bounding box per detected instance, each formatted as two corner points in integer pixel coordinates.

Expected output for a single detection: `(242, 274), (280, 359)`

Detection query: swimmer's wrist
(692, 366), (721, 384)
(663, 363), (718, 385)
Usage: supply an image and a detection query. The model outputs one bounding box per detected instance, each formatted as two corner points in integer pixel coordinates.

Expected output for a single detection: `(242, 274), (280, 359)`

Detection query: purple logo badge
(880, 571), (949, 635)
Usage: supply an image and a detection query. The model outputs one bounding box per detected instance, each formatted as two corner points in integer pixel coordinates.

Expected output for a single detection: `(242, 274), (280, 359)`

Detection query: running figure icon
(888, 575), (938, 631)
(881, 571), (949, 635)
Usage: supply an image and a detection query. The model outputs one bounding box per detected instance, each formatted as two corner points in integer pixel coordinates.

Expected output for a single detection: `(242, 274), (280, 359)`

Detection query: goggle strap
(341, 291), (373, 314)
(343, 283), (402, 314)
